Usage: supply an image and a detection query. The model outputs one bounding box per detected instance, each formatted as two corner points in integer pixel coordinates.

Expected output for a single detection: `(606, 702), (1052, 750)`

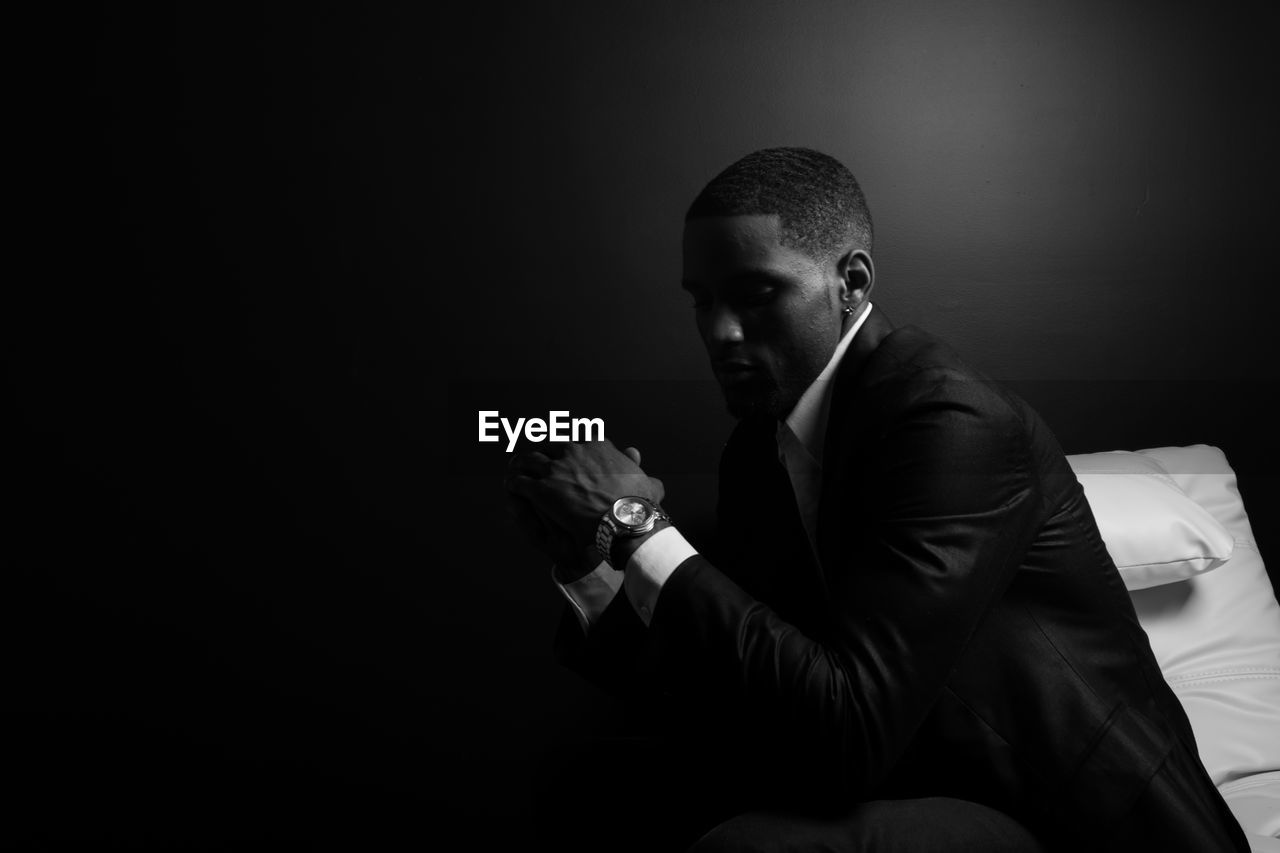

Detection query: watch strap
(595, 510), (618, 569)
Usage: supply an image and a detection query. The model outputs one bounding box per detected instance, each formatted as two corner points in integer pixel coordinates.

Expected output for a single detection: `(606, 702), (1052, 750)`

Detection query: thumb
(622, 446), (642, 466)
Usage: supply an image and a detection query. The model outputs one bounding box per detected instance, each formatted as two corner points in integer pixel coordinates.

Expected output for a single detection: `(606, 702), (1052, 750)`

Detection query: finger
(510, 493), (573, 543)
(505, 491), (537, 518)
(506, 473), (546, 499)
(508, 452), (552, 478)
(505, 493), (550, 542)
(505, 498), (539, 534)
(514, 492), (560, 526)
(539, 441), (570, 460)
(622, 446), (642, 466)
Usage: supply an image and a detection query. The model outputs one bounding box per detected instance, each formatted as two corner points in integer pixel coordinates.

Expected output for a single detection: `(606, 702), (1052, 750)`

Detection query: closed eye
(741, 287), (775, 306)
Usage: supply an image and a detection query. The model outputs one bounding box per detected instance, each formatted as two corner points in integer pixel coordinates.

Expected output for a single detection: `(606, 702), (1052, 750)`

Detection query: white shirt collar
(781, 301), (873, 464)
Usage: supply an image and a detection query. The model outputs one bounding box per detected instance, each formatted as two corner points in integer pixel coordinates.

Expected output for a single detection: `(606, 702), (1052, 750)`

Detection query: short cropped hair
(685, 147), (873, 261)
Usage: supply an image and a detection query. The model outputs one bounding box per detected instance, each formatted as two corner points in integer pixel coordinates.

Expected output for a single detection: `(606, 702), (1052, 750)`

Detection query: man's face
(682, 214), (845, 420)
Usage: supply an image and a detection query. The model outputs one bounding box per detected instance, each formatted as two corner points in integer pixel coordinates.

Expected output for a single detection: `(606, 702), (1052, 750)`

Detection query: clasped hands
(505, 438), (665, 583)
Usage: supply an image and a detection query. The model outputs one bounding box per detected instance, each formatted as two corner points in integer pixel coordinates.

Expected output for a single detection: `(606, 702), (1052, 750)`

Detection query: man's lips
(713, 360), (764, 382)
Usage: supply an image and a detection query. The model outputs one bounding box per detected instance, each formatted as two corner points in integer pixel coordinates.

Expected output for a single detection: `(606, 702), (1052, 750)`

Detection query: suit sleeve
(644, 372), (1047, 800)
(552, 572), (657, 701)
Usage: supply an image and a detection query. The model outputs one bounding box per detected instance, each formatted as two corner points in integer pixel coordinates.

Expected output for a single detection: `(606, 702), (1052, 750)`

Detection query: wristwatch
(595, 496), (671, 570)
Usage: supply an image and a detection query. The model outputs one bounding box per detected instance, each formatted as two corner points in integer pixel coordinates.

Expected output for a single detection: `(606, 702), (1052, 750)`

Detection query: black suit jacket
(556, 306), (1249, 851)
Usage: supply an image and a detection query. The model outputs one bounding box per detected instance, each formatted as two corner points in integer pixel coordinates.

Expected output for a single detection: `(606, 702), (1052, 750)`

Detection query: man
(506, 148), (1249, 852)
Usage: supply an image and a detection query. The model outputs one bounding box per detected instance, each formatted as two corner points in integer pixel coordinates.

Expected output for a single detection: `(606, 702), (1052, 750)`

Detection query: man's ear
(837, 248), (875, 306)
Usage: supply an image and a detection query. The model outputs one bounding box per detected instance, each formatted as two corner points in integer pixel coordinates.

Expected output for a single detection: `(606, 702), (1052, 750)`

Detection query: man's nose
(705, 303), (744, 345)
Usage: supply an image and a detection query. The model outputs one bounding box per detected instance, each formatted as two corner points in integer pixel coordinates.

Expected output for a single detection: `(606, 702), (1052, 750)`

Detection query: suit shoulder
(866, 325), (985, 378)
(860, 326), (1011, 414)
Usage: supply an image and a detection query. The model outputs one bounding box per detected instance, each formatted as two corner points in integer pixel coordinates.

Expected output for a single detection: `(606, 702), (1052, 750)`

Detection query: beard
(721, 375), (802, 421)
(716, 347), (827, 422)
(725, 394), (775, 420)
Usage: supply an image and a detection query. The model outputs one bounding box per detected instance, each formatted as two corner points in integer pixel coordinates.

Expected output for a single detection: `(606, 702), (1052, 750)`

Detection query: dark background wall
(10, 0), (1277, 846)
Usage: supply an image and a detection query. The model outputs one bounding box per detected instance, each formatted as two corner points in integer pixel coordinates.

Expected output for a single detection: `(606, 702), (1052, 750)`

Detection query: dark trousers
(531, 735), (1052, 853)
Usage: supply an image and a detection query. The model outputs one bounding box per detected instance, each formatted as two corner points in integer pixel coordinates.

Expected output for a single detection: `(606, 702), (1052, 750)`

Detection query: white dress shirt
(555, 302), (874, 632)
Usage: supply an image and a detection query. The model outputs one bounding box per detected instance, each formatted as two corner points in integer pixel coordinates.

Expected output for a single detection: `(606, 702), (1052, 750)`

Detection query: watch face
(613, 498), (653, 529)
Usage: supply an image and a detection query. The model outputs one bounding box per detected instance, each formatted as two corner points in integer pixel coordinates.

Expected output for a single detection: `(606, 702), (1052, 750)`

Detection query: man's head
(682, 147), (875, 420)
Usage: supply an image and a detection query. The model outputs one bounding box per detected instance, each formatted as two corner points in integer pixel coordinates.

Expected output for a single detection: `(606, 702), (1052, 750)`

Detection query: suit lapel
(718, 306), (898, 620)
(816, 305), (897, 575)
(719, 412), (823, 622)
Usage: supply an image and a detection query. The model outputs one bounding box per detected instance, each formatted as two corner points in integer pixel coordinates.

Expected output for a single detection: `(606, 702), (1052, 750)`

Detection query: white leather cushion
(1067, 450), (1235, 590)
(1218, 772), (1280, 847)
(1122, 445), (1280, 789)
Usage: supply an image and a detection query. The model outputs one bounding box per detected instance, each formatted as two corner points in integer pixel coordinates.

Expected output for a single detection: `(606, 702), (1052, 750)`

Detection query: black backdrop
(10, 1), (1278, 846)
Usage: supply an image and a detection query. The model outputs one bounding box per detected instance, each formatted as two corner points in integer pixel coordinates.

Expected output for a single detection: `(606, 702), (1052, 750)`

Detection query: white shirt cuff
(622, 526), (698, 627)
(554, 561), (622, 633)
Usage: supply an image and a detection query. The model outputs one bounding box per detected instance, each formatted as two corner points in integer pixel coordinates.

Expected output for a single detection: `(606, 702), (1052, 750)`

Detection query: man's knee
(686, 811), (802, 853)
(844, 798), (1049, 852)
(687, 797), (1049, 853)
